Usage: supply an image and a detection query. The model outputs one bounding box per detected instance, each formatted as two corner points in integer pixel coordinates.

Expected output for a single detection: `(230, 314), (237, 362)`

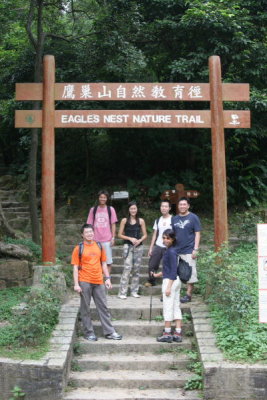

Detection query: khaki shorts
(179, 254), (198, 283)
(101, 241), (113, 265)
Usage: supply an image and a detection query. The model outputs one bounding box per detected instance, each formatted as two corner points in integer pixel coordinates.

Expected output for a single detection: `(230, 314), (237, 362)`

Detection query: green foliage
(0, 287), (29, 322)
(0, 0), (266, 208)
(184, 349), (203, 390)
(8, 386), (25, 400)
(0, 274), (61, 347)
(198, 243), (267, 361)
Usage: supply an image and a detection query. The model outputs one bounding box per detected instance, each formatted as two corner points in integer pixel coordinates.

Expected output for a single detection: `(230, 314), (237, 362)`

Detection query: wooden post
(42, 55), (55, 264)
(209, 55), (228, 250)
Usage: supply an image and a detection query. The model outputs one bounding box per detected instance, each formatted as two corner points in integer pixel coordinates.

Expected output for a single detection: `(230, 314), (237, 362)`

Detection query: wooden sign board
(15, 109), (250, 129)
(258, 224), (267, 323)
(16, 82), (250, 102)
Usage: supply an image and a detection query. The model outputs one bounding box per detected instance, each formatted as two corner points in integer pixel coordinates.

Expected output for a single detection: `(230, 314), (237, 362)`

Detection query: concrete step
(106, 274), (149, 285)
(80, 320), (192, 337)
(1, 201), (29, 208)
(78, 336), (193, 354)
(74, 352), (191, 371)
(106, 284), (162, 296)
(69, 369), (193, 389)
(64, 387), (201, 400)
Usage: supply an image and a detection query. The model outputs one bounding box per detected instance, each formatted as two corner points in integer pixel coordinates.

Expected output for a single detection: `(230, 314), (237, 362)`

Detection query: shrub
(198, 243), (267, 361)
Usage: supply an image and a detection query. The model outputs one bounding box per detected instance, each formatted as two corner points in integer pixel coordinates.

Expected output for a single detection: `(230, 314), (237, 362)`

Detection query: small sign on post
(161, 183), (200, 214)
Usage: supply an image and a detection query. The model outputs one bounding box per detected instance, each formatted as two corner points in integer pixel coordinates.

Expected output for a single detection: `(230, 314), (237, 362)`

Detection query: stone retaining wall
(191, 302), (267, 400)
(0, 296), (79, 400)
(0, 259), (33, 289)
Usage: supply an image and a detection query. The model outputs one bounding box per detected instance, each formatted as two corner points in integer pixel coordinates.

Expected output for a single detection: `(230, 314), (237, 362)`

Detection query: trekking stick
(149, 286), (153, 323)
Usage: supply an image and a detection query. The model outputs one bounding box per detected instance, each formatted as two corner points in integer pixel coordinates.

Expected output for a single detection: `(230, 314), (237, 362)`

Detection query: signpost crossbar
(14, 55), (251, 264)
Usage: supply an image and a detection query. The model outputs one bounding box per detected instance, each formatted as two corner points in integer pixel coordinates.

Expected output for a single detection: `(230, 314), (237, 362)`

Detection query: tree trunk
(26, 0), (45, 244)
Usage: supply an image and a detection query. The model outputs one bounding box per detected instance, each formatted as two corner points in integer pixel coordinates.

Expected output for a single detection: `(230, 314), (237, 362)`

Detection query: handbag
(177, 258), (192, 283)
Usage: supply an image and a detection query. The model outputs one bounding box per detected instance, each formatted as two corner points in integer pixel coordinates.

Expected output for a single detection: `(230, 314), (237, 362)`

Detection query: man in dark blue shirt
(172, 197), (201, 302)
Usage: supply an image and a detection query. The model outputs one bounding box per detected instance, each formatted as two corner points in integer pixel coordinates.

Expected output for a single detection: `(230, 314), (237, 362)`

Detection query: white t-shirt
(153, 215), (172, 247)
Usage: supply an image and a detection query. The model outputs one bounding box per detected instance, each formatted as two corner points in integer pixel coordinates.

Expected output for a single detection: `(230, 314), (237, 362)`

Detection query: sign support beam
(42, 55), (55, 264)
(209, 55), (228, 250)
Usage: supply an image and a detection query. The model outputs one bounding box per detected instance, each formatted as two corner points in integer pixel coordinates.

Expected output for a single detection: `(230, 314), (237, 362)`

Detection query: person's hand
(148, 248), (152, 257)
(134, 239), (142, 247)
(110, 237), (115, 247)
(130, 237), (138, 245)
(105, 279), (112, 289)
(74, 284), (82, 293)
(192, 249), (198, 259)
(165, 288), (171, 296)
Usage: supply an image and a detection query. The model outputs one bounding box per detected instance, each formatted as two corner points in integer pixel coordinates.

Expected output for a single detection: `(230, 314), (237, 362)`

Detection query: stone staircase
(0, 175), (31, 231)
(63, 247), (202, 400)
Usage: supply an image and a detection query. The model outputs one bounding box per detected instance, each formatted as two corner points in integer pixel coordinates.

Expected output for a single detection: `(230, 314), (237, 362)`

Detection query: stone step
(69, 369), (193, 389)
(78, 336), (193, 354)
(74, 352), (191, 371)
(106, 284), (162, 296)
(80, 320), (192, 336)
(106, 274), (150, 285)
(2, 207), (29, 212)
(1, 201), (29, 208)
(64, 387), (201, 400)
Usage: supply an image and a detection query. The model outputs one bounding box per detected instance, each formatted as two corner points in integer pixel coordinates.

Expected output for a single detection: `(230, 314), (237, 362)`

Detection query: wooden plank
(15, 109), (250, 128)
(224, 110), (250, 128)
(15, 82), (250, 101)
(15, 83), (43, 100)
(15, 110), (42, 127)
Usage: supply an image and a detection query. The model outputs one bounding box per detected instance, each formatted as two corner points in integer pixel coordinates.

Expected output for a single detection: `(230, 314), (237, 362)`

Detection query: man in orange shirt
(72, 224), (122, 341)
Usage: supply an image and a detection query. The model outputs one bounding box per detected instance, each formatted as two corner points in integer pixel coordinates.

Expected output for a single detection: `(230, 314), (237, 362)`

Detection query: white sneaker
(131, 293), (140, 298)
(118, 295), (127, 299)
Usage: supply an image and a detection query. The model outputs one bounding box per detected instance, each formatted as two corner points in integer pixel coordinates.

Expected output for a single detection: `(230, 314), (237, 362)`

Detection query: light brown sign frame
(15, 55), (250, 263)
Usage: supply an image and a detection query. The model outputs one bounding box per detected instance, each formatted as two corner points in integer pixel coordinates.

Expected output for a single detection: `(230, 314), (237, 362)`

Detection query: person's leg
(147, 245), (164, 285)
(92, 284), (116, 336)
(157, 279), (174, 343)
(102, 241), (113, 275)
(79, 281), (95, 338)
(118, 245), (133, 297)
(131, 245), (143, 296)
(180, 254), (197, 302)
(172, 279), (183, 342)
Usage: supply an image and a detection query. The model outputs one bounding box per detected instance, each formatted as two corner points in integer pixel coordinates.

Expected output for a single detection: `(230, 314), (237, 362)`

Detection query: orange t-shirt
(71, 241), (107, 285)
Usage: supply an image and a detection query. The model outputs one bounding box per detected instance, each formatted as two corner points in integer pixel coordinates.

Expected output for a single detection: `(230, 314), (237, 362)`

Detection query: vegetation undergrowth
(198, 243), (267, 362)
(184, 349), (203, 390)
(0, 274), (61, 359)
(0, 287), (29, 322)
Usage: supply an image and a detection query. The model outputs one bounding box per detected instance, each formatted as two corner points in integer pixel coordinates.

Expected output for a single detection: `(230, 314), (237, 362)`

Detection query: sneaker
(173, 331), (182, 343)
(105, 332), (122, 340)
(180, 295), (191, 303)
(118, 295), (127, 299)
(156, 332), (173, 343)
(131, 293), (140, 298)
(85, 334), (97, 341)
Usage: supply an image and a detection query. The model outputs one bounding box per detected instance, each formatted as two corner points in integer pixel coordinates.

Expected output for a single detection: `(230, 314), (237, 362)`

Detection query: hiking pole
(149, 285), (153, 323)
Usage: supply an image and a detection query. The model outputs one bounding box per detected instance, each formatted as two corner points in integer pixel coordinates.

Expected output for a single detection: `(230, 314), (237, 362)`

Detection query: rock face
(0, 259), (32, 288)
(0, 242), (33, 260)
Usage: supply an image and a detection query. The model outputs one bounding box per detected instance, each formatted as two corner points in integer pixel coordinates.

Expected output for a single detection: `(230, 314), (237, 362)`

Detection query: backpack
(78, 241), (102, 271)
(92, 205), (112, 228)
(177, 257), (192, 284)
